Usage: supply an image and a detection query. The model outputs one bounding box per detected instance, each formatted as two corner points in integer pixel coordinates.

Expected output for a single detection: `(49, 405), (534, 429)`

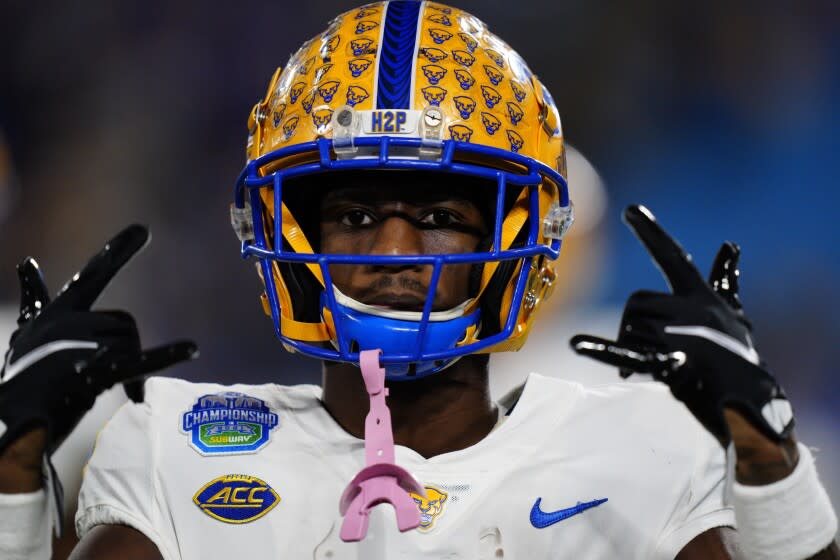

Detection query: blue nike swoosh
(529, 497), (608, 529)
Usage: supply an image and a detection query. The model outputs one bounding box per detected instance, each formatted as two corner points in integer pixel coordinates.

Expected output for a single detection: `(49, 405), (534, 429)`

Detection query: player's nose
(369, 215), (424, 257)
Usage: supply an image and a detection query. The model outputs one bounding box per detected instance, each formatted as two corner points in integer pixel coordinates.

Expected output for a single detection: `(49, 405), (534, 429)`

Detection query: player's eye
(340, 209), (375, 226)
(420, 209), (459, 227)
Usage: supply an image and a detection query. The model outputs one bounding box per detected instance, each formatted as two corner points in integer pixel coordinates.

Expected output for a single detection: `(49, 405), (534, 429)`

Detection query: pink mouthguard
(338, 349), (426, 542)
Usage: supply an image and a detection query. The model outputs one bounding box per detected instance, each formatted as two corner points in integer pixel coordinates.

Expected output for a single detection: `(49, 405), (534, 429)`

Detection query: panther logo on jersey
(355, 20), (378, 34)
(410, 485), (449, 532)
(350, 38), (375, 56)
(428, 28), (452, 44)
(453, 96), (476, 119)
(448, 124), (473, 142)
(427, 13), (452, 26)
(452, 50), (475, 68)
(483, 65), (504, 86)
(346, 85), (370, 107)
(421, 86), (447, 106)
(348, 58), (373, 78)
(480, 112), (501, 135)
(422, 64), (447, 85)
(458, 32), (478, 53)
(480, 85), (501, 108)
(454, 69), (475, 91)
(317, 80), (341, 103)
(419, 47), (448, 63)
(181, 392), (279, 456)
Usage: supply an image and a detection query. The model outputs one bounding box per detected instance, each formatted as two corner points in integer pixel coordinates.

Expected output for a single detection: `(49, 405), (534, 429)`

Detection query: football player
(0, 2), (837, 559)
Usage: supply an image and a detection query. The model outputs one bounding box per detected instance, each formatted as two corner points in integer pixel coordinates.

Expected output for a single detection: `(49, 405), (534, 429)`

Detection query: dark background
(1, 0), (838, 520)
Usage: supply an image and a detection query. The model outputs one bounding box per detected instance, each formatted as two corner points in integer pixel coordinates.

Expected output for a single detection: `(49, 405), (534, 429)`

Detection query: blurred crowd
(1, 0), (838, 541)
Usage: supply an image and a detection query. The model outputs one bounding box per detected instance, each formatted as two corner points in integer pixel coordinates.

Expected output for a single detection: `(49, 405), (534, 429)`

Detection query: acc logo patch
(194, 474), (280, 524)
(410, 484), (449, 532)
(181, 392), (279, 455)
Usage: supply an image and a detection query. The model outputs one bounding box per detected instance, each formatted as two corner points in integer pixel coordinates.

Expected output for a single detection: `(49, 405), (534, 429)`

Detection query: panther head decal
(448, 124), (473, 142)
(454, 69), (475, 91)
(345, 85), (370, 107)
(452, 50), (476, 67)
(453, 96), (476, 119)
(421, 86), (447, 106)
(312, 108), (334, 134)
(428, 28), (453, 44)
(282, 115), (300, 140)
(510, 79), (527, 103)
(506, 129), (524, 152)
(480, 85), (502, 108)
(458, 32), (478, 53)
(290, 82), (306, 104)
(427, 13), (452, 26)
(422, 64), (447, 85)
(419, 47), (448, 63)
(483, 65), (504, 86)
(348, 58), (373, 78)
(350, 38), (375, 56)
(355, 20), (378, 34)
(317, 80), (341, 103)
(484, 48), (505, 69)
(480, 112), (501, 135)
(301, 91), (316, 114)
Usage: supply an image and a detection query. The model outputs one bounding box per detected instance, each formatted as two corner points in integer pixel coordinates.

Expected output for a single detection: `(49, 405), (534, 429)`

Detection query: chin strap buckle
(338, 349), (425, 542)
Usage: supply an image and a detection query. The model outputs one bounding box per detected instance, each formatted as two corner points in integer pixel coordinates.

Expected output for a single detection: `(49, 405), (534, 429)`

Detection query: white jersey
(76, 374), (733, 559)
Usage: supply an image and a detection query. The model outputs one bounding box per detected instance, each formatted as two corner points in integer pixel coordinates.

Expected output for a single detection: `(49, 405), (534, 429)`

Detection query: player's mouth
(363, 293), (428, 312)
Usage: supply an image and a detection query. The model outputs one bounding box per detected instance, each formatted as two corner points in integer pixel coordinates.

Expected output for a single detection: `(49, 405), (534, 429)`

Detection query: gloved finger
(85, 340), (198, 388)
(708, 241), (742, 309)
(622, 205), (707, 297)
(16, 257), (51, 325)
(570, 334), (686, 377)
(570, 334), (657, 372)
(51, 225), (150, 312)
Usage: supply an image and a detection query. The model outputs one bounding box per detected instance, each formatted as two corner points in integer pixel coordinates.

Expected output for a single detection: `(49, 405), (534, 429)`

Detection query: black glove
(570, 205), (793, 446)
(0, 225), (197, 459)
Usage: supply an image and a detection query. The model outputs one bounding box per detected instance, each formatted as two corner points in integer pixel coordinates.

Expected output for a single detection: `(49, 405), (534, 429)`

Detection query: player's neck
(320, 355), (497, 459)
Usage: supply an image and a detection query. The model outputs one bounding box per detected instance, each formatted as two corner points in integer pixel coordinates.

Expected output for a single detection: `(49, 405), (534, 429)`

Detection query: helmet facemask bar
(234, 136), (568, 379)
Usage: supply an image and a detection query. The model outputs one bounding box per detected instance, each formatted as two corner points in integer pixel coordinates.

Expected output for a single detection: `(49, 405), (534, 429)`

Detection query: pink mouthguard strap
(338, 349), (426, 542)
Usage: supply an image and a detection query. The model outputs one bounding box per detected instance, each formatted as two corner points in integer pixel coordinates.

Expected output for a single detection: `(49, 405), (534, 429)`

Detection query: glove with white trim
(570, 205), (793, 447)
(0, 225), (197, 460)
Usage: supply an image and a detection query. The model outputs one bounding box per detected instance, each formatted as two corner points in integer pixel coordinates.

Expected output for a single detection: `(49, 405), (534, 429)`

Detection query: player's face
(319, 173), (490, 311)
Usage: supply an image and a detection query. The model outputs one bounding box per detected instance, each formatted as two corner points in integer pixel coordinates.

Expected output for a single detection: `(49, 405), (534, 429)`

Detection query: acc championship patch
(181, 392), (279, 455)
(193, 474), (280, 524)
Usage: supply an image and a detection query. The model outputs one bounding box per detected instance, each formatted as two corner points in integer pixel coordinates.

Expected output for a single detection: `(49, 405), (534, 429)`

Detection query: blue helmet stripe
(376, 1), (422, 109)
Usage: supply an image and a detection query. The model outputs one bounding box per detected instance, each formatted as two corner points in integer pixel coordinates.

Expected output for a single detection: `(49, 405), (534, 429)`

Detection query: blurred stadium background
(1, 0), (838, 548)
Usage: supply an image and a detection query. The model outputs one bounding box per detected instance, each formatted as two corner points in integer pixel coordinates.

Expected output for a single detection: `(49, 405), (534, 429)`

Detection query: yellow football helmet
(232, 0), (573, 379)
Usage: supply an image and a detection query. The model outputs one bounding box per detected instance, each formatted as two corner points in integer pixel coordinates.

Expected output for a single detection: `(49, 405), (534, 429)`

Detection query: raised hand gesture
(570, 206), (793, 447)
(0, 225), (197, 460)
